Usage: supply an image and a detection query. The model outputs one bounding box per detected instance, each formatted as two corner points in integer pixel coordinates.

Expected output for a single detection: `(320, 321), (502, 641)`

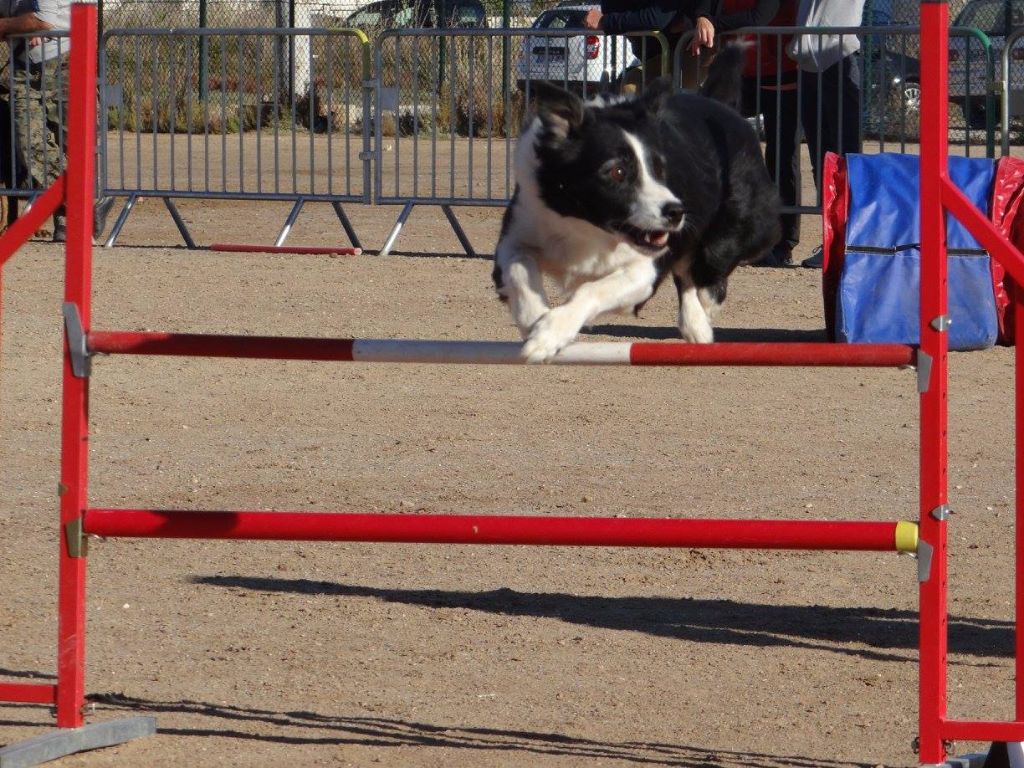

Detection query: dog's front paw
(521, 309), (581, 363)
(679, 322), (715, 344)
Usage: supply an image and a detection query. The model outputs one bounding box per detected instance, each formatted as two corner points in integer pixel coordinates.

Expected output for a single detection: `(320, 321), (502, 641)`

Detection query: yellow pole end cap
(895, 521), (919, 553)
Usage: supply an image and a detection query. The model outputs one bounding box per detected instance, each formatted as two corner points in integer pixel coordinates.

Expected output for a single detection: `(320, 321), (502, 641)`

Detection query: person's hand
(689, 15), (715, 54)
(28, 36), (41, 47)
(583, 8), (602, 29)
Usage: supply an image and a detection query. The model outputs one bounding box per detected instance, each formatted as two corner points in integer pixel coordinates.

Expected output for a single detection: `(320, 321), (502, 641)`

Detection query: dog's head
(527, 80), (684, 254)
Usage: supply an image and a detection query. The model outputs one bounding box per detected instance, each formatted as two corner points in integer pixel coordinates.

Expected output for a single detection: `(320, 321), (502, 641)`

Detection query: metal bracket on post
(930, 315), (952, 333)
(917, 540), (934, 583)
(931, 504), (952, 521)
(62, 302), (91, 378)
(64, 516), (88, 559)
(917, 349), (933, 393)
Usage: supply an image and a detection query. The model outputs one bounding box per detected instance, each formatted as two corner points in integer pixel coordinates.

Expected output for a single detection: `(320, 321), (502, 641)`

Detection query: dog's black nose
(662, 202), (684, 227)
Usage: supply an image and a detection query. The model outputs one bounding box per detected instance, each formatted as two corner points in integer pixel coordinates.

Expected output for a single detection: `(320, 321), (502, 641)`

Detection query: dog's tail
(698, 43), (748, 110)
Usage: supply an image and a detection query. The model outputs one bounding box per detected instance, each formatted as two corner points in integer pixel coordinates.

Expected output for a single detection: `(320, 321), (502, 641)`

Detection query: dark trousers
(800, 53), (862, 190)
(743, 78), (801, 248)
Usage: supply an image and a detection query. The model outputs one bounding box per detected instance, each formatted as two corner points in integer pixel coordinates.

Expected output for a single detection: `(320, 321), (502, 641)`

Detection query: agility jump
(3, 1), (1024, 766)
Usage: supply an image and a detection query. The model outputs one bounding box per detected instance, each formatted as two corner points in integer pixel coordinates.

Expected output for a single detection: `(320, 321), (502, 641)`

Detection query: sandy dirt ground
(0, 134), (1021, 768)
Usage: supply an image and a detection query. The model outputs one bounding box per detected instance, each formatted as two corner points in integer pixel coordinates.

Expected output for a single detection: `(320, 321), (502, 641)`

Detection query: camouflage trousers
(1, 54), (69, 205)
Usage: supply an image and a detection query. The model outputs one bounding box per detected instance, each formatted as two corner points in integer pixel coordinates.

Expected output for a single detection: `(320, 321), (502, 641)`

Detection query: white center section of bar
(350, 340), (633, 365)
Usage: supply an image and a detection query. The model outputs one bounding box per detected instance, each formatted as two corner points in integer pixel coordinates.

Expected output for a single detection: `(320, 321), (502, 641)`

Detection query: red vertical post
(918, 0), (951, 763)
(56, 1), (98, 729)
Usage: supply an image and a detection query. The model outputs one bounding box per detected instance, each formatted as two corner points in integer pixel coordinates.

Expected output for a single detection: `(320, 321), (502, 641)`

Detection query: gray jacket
(787, 0), (866, 72)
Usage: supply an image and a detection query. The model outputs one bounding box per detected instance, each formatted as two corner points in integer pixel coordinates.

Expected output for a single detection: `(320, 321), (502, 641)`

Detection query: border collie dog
(493, 46), (781, 362)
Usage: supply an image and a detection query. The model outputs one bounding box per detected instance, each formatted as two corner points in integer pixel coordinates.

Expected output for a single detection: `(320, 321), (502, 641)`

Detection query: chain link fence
(95, 0), (956, 30)
(98, 0), (546, 30)
(92, 0), (990, 132)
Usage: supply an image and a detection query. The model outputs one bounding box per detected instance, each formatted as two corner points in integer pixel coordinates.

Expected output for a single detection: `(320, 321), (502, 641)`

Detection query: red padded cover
(821, 151), (849, 342)
(991, 155), (1024, 345)
(822, 152), (1024, 346)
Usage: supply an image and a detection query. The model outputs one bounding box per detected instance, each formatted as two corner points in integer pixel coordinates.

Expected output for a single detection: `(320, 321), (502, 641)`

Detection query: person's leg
(41, 56), (70, 240)
(813, 55), (862, 172)
(0, 92), (14, 232)
(754, 88), (800, 265)
(11, 56), (68, 239)
(838, 53), (863, 156)
(799, 70), (829, 268)
(621, 65), (644, 95)
(641, 52), (667, 91)
(799, 69), (823, 191)
(13, 57), (66, 192)
(770, 87), (801, 251)
(621, 53), (663, 95)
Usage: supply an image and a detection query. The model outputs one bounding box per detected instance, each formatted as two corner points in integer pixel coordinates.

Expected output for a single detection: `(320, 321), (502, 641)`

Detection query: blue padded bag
(835, 153), (998, 350)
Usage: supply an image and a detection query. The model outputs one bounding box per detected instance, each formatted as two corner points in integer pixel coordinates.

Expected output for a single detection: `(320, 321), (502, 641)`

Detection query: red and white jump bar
(87, 331), (916, 367)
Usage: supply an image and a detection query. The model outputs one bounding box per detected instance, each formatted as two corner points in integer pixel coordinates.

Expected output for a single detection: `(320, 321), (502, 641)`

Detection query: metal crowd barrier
(99, 27), (371, 248)
(0, 24), (1011, 254)
(1002, 28), (1024, 157)
(372, 28), (666, 255)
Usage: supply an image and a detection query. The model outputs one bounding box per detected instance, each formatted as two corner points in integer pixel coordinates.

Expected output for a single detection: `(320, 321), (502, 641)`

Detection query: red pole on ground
(56, 0), (97, 729)
(918, 0), (951, 762)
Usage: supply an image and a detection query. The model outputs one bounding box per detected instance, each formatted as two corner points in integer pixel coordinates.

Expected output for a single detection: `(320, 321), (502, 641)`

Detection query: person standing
(0, 0), (112, 242)
(582, 0), (716, 92)
(703, 0), (801, 266)
(788, 0), (866, 267)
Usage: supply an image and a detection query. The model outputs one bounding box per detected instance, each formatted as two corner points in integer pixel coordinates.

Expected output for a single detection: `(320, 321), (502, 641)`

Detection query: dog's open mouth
(618, 225), (671, 251)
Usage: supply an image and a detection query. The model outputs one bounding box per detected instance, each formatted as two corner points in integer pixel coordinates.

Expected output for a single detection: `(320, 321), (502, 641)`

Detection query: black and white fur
(493, 46), (781, 362)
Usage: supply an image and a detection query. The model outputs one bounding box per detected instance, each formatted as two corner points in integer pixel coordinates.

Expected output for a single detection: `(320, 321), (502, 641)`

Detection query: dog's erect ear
(640, 76), (674, 112)
(530, 80), (584, 140)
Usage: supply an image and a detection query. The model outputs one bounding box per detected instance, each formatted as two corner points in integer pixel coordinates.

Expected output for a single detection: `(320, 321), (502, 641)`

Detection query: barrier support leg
(101, 193), (136, 248)
(378, 201), (413, 257)
(274, 198), (305, 247)
(441, 204), (475, 258)
(331, 200), (361, 250)
(162, 197), (197, 250)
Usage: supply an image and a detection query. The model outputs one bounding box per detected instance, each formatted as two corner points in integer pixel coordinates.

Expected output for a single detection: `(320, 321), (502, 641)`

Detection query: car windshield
(533, 9), (587, 29)
(347, 2), (388, 25)
(956, 0), (1024, 35)
(448, 2), (483, 24)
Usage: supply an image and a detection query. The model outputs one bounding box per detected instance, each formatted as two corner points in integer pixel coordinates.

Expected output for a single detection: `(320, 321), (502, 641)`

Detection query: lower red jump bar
(83, 510), (919, 552)
(0, 682), (58, 705)
(940, 718), (1024, 742)
(87, 332), (917, 368)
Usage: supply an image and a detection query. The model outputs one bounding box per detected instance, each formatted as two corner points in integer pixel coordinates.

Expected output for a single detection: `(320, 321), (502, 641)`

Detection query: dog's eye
(608, 165), (627, 183)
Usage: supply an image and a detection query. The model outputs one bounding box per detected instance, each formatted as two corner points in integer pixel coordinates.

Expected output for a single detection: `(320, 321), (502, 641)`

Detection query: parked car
(861, 43), (922, 138)
(515, 5), (640, 94)
(948, 0), (1024, 128)
(343, 0), (487, 30)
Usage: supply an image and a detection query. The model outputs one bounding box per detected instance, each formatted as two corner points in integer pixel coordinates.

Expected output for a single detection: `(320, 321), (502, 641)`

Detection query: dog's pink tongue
(647, 232), (668, 247)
